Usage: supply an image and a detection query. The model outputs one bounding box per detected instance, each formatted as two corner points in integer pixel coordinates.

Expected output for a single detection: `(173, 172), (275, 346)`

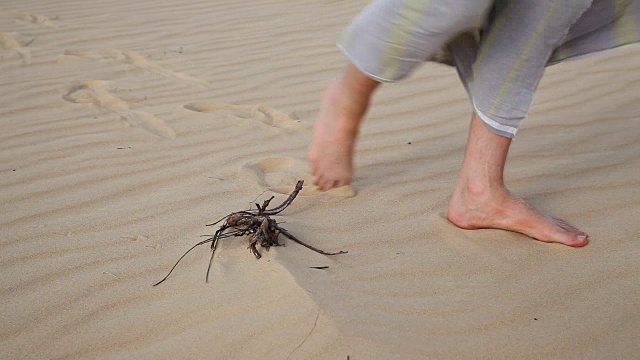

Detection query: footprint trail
(17, 13), (58, 26)
(0, 32), (33, 64)
(238, 157), (355, 197)
(63, 80), (176, 139)
(63, 50), (210, 87)
(184, 102), (308, 130)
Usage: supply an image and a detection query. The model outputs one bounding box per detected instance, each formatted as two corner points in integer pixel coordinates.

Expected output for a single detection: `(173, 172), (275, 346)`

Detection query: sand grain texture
(1, 0), (639, 359)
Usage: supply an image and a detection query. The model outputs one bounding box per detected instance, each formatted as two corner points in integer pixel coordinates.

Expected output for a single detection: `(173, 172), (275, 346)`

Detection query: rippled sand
(1, 1), (639, 358)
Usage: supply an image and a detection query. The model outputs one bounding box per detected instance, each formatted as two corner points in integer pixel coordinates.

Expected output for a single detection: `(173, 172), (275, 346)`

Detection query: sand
(1, 1), (639, 359)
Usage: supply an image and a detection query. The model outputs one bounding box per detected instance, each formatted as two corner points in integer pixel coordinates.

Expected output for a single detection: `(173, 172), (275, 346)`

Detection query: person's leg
(310, 0), (493, 190)
(309, 64), (379, 191)
(447, 113), (588, 247)
(456, 0), (594, 138)
(445, 1), (592, 246)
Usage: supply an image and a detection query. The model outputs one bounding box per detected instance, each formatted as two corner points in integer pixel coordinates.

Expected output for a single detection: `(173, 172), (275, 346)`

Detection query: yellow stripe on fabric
(378, 0), (432, 80)
(614, 0), (637, 44)
(489, 1), (561, 115)
(471, 2), (512, 83)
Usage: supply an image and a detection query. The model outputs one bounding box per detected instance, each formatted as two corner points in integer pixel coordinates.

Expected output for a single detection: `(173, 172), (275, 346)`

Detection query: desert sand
(1, 1), (639, 359)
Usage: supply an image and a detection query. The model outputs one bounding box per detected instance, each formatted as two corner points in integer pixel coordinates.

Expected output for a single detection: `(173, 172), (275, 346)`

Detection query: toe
(322, 179), (338, 191)
(335, 179), (349, 189)
(551, 217), (586, 236)
(554, 229), (588, 247)
(570, 234), (589, 247)
(312, 174), (323, 188)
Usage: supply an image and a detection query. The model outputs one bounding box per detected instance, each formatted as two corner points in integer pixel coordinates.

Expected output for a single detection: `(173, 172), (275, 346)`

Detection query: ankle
(321, 83), (363, 138)
(456, 173), (501, 195)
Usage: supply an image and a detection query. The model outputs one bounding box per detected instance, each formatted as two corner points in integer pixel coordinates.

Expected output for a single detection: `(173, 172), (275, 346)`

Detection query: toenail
(577, 235), (587, 241)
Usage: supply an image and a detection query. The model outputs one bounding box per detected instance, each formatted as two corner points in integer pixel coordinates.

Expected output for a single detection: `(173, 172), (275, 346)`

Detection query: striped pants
(338, 0), (640, 138)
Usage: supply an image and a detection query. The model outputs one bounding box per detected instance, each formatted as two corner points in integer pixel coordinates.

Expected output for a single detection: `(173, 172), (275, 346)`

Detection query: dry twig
(154, 180), (347, 285)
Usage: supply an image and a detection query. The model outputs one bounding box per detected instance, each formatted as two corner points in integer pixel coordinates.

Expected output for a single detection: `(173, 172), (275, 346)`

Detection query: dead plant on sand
(154, 180), (347, 285)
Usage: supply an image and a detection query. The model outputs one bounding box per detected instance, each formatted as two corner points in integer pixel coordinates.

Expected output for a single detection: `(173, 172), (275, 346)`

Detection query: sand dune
(1, 0), (639, 358)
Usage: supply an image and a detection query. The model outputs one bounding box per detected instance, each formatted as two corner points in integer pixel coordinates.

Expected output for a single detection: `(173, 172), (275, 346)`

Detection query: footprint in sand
(184, 102), (308, 131)
(62, 80), (176, 139)
(0, 32), (33, 64)
(62, 49), (209, 87)
(237, 157), (355, 197)
(16, 13), (58, 26)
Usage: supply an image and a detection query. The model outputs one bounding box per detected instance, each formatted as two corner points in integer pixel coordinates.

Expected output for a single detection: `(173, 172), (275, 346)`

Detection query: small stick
(154, 237), (213, 286)
(154, 180), (347, 285)
(277, 226), (348, 256)
(261, 180), (304, 215)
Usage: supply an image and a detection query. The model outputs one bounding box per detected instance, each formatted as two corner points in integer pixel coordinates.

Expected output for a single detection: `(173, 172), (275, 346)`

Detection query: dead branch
(154, 180), (347, 285)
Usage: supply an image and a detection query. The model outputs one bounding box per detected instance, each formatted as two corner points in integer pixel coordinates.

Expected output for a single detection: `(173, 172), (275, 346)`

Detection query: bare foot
(448, 184), (588, 247)
(308, 82), (359, 191)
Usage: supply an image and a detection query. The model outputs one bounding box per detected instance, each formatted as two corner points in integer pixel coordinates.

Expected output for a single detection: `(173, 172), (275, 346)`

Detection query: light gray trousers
(338, 0), (636, 138)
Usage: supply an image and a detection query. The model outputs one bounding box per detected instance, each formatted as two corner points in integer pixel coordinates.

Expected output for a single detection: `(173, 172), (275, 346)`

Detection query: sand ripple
(1, 0), (639, 358)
